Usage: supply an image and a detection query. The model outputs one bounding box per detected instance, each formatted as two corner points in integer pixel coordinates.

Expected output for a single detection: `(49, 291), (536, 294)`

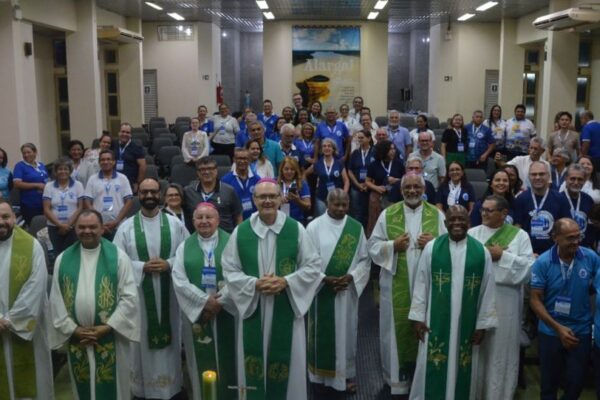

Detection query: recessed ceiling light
(222, 31), (228, 37)
(167, 12), (185, 21)
(374, 1), (388, 10)
(476, 1), (498, 11)
(256, 1), (269, 10)
(263, 11), (275, 20)
(457, 13), (476, 21)
(145, 2), (163, 10)
(185, 28), (192, 36)
(368, 11), (379, 20)
(177, 25), (183, 31)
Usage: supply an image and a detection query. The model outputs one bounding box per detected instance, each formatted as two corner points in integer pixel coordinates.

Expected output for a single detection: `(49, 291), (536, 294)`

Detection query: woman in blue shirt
(435, 161), (475, 212)
(278, 157), (311, 225)
(305, 138), (349, 217)
(347, 130), (374, 228)
(0, 147), (13, 200)
(13, 143), (49, 226)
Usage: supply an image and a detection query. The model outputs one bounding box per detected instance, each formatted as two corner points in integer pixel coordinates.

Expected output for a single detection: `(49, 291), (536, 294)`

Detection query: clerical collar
(250, 211), (287, 238)
(403, 202), (423, 214)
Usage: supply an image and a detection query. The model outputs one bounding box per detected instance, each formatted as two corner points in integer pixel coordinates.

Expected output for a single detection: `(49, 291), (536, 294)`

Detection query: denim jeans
(349, 187), (369, 229)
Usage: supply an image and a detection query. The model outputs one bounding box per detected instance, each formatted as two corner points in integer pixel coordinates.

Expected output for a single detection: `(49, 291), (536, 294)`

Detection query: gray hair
(280, 123), (296, 135)
(53, 157), (74, 173)
(406, 155), (424, 168)
(401, 172), (425, 188)
(566, 163), (586, 177)
(321, 138), (338, 156)
(245, 112), (257, 122)
(388, 109), (401, 118)
(326, 188), (349, 204)
(529, 160), (550, 174)
(581, 110), (594, 120)
(417, 130), (434, 141)
(552, 147), (571, 163)
(484, 194), (509, 211)
(530, 136), (545, 148)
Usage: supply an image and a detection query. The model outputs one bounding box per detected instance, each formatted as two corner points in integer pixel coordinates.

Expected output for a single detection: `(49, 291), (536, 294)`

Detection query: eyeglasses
(480, 207), (501, 214)
(254, 194), (280, 201)
(197, 166), (217, 172)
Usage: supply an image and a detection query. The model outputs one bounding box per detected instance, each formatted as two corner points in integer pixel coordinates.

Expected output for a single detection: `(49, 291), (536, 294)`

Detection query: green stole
(483, 223), (520, 248)
(183, 229), (236, 399)
(385, 201), (439, 379)
(425, 234), (485, 400)
(237, 217), (298, 400)
(133, 212), (172, 349)
(59, 239), (119, 400)
(308, 216), (361, 377)
(0, 227), (37, 400)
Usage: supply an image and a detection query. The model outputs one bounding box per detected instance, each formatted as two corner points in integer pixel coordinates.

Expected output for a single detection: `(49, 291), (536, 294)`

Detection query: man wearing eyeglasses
(183, 156), (242, 233)
(530, 218), (600, 399)
(468, 195), (534, 400)
(560, 164), (597, 249)
(408, 131), (446, 190)
(113, 178), (189, 399)
(222, 178), (322, 400)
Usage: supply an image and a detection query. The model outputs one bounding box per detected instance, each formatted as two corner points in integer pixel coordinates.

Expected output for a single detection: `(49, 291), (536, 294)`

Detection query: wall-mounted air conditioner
(97, 26), (144, 44)
(533, 6), (600, 31)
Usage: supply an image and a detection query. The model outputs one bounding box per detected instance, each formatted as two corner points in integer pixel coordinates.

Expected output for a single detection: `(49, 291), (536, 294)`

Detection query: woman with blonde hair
(278, 156), (311, 224)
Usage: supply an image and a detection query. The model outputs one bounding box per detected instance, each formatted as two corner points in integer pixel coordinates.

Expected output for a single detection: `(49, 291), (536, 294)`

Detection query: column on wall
(197, 22), (222, 113)
(498, 18), (524, 112)
(119, 17), (144, 126)
(0, 2), (42, 161)
(221, 29), (241, 111)
(589, 40), (600, 113)
(66, 0), (103, 146)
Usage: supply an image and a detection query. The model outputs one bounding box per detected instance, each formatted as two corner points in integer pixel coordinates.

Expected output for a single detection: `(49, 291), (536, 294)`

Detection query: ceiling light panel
(145, 2), (162, 10)
(457, 13), (476, 21)
(256, 1), (269, 10)
(374, 1), (388, 10)
(476, 1), (499, 11)
(368, 11), (379, 19)
(167, 12), (185, 21)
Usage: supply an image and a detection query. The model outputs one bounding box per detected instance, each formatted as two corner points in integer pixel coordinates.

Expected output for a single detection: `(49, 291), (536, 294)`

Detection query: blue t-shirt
(562, 191), (596, 249)
(294, 138), (316, 165)
(531, 245), (599, 336)
(315, 121), (350, 157)
(314, 157), (345, 201)
(470, 198), (514, 227)
(220, 172), (261, 220)
(435, 181), (475, 212)
(201, 120), (214, 134)
(348, 147), (375, 187)
(581, 121), (600, 158)
(13, 161), (49, 209)
(258, 113), (279, 138)
(0, 167), (12, 199)
(513, 189), (571, 254)
(282, 180), (311, 223)
(235, 129), (250, 148)
(112, 141), (145, 186)
(465, 123), (495, 162)
(388, 126), (412, 160)
(367, 159), (405, 203)
(280, 145), (305, 169)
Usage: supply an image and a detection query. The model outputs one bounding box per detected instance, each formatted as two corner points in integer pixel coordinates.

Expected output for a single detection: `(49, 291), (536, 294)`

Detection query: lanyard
(361, 148), (370, 167)
(327, 123), (336, 135)
(558, 131), (570, 146)
(554, 168), (566, 185)
(202, 191), (214, 201)
(472, 124), (480, 138)
(531, 189), (549, 215)
(235, 175), (249, 191)
(454, 129), (462, 141)
(566, 193), (581, 215)
(302, 140), (313, 152)
(449, 182), (461, 203)
(118, 142), (129, 159)
(104, 180), (112, 195)
(324, 159), (334, 177)
(560, 258), (575, 292)
(381, 160), (392, 177)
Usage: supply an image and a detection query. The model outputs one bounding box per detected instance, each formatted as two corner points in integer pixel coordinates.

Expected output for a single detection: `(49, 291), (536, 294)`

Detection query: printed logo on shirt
(579, 268), (588, 279)
(462, 193), (469, 201)
(115, 184), (121, 192)
(334, 170), (340, 178)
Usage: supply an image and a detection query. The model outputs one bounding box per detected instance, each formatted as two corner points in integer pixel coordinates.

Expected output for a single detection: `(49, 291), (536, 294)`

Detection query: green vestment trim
(0, 227), (36, 400)
(385, 201), (439, 380)
(425, 234), (485, 400)
(484, 223), (520, 248)
(59, 239), (119, 400)
(133, 212), (172, 349)
(237, 217), (298, 400)
(183, 229), (236, 399)
(308, 216), (361, 377)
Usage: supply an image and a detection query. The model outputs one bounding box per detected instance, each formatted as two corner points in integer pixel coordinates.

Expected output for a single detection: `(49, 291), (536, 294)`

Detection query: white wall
(262, 21), (389, 117)
(516, 8), (548, 45)
(21, 0), (77, 32)
(428, 22), (501, 121)
(96, 7), (126, 28)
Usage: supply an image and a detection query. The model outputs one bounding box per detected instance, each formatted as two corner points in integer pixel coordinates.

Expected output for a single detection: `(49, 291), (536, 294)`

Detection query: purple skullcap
(195, 202), (218, 212)
(257, 178), (278, 185)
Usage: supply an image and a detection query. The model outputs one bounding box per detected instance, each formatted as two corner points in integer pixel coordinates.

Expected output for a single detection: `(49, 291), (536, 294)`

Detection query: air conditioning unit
(97, 26), (144, 44)
(533, 6), (600, 31)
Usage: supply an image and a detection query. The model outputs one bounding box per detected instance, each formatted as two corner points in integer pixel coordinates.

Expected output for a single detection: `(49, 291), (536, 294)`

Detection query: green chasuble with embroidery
(385, 201), (440, 379)
(183, 229), (236, 399)
(308, 216), (362, 377)
(237, 217), (298, 400)
(425, 234), (485, 400)
(0, 226), (37, 400)
(59, 239), (119, 400)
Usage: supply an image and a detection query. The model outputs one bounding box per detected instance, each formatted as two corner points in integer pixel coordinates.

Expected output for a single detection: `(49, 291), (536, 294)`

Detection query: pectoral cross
(465, 273), (481, 296)
(433, 269), (450, 293)
(228, 384), (258, 399)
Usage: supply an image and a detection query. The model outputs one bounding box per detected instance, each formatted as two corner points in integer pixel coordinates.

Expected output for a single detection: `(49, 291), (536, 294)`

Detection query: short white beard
(404, 195), (421, 207)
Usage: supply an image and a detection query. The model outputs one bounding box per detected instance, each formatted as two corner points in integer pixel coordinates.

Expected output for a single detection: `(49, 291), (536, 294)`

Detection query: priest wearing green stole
(49, 209), (139, 400)
(112, 178), (189, 399)
(306, 189), (370, 394)
(368, 173), (446, 396)
(468, 195), (534, 400)
(172, 202), (239, 400)
(409, 205), (498, 400)
(222, 178), (323, 400)
(0, 200), (53, 400)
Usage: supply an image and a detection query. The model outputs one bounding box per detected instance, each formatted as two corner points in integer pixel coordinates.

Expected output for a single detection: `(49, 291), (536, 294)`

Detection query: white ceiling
(95, 0), (550, 32)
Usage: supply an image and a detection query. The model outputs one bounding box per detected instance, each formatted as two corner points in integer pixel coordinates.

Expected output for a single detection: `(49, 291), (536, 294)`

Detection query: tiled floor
(52, 280), (598, 399)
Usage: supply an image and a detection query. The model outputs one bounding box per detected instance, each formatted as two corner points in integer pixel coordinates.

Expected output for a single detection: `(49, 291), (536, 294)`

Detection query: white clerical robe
(468, 225), (534, 400)
(408, 237), (498, 400)
(305, 213), (371, 391)
(172, 230), (242, 400)
(113, 212), (189, 399)
(0, 234), (53, 400)
(367, 203), (446, 395)
(49, 245), (140, 400)
(222, 211), (323, 400)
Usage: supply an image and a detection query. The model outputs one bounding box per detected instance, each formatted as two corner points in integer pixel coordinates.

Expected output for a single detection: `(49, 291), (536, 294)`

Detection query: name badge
(241, 197), (253, 211)
(326, 182), (335, 192)
(554, 296), (572, 316)
(469, 140), (476, 149)
(201, 266), (217, 290)
(359, 168), (367, 181)
(102, 196), (114, 212)
(191, 145), (199, 156)
(116, 160), (124, 171)
(57, 205), (69, 222)
(457, 143), (465, 152)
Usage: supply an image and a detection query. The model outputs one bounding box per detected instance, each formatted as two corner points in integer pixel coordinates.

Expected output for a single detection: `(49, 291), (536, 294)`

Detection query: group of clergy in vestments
(0, 173), (536, 400)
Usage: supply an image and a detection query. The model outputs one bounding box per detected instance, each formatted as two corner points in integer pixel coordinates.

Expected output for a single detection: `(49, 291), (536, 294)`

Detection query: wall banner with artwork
(292, 26), (360, 109)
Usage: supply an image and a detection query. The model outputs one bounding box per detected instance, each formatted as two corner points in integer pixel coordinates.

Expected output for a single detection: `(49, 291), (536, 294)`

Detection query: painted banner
(292, 26), (360, 109)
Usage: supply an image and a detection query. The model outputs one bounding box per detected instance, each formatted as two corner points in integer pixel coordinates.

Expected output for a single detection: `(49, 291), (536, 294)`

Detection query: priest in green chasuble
(49, 209), (140, 400)
(409, 205), (497, 400)
(0, 200), (53, 400)
(222, 178), (323, 400)
(172, 202), (239, 400)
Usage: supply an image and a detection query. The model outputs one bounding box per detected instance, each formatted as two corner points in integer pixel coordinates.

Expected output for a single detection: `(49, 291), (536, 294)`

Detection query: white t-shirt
(42, 179), (85, 226)
(84, 171), (133, 222)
